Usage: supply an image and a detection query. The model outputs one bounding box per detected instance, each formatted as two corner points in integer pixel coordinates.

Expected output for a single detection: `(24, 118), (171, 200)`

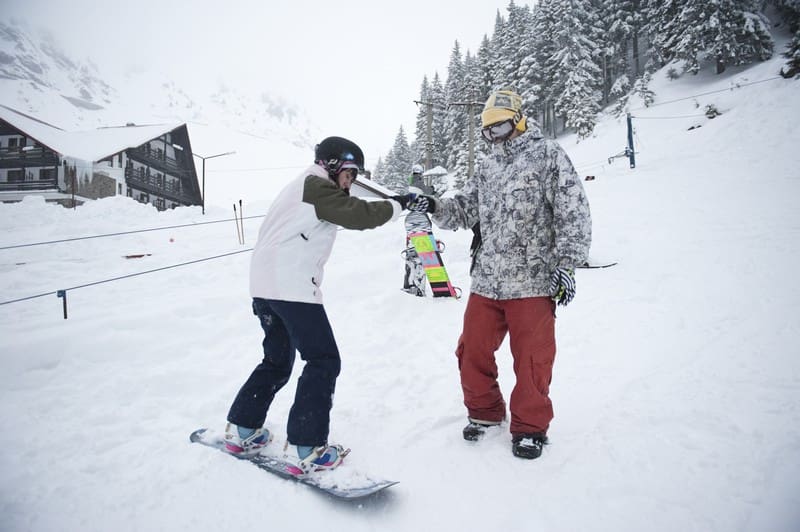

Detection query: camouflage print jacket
(432, 126), (592, 300)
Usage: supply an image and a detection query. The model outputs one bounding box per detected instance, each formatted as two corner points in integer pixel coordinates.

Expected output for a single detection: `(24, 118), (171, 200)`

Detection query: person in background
(405, 89), (592, 459)
(408, 163), (435, 195)
(224, 136), (420, 475)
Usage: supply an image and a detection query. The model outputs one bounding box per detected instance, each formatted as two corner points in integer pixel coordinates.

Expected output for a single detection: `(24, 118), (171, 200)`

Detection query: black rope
(0, 248), (252, 306)
(630, 113), (708, 119)
(629, 76), (782, 111)
(0, 215), (264, 251)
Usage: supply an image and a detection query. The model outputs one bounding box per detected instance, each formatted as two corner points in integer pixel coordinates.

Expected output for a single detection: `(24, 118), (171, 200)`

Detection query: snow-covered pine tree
(596, 0), (646, 104)
(501, 1), (543, 119)
(378, 127), (413, 193)
(549, 0), (604, 139)
(429, 73), (448, 169)
(459, 50), (490, 191)
(772, 0), (800, 77)
(488, 10), (508, 90)
(643, 0), (683, 70)
(671, 0), (773, 75)
(476, 34), (497, 97)
(413, 76), (431, 166)
(473, 34), (497, 167)
(372, 157), (386, 183)
(784, 29), (800, 76)
(496, 0), (534, 89)
(443, 41), (468, 184)
(531, 0), (563, 136)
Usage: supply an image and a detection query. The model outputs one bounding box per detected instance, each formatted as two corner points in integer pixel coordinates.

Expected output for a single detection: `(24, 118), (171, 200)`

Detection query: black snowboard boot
(462, 419), (501, 441)
(511, 433), (548, 459)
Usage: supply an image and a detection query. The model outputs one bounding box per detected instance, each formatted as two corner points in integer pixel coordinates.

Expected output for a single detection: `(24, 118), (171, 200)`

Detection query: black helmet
(314, 136), (365, 177)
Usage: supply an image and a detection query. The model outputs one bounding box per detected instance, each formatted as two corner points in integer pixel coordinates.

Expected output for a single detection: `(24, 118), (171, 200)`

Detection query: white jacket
(250, 165), (402, 304)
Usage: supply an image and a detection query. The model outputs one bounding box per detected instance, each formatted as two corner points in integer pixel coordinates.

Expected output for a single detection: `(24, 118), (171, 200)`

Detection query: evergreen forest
(373, 0), (800, 193)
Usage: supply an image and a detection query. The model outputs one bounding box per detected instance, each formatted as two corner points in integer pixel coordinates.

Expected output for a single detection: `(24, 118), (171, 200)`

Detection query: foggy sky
(4, 0), (521, 166)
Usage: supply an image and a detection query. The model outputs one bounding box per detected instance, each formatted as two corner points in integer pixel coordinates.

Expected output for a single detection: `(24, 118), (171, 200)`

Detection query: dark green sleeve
(302, 175), (395, 230)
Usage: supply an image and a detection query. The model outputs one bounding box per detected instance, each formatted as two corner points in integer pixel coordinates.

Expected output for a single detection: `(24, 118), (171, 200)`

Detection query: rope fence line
(575, 159), (614, 172)
(0, 214), (265, 251)
(628, 76), (782, 111)
(630, 113), (709, 119)
(0, 248), (253, 315)
(577, 76), (783, 171)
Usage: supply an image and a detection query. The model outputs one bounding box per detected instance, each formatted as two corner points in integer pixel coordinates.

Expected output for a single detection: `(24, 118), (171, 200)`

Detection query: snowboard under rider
(403, 89), (592, 459)
(223, 136), (425, 475)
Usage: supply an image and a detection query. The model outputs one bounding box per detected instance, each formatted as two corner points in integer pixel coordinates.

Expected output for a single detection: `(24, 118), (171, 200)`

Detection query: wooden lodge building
(0, 104), (202, 210)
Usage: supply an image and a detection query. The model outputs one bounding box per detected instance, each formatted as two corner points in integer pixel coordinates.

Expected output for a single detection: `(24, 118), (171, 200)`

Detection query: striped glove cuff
(549, 268), (576, 306)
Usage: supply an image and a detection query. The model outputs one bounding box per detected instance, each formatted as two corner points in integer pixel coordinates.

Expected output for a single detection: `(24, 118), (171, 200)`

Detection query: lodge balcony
(128, 146), (187, 176)
(0, 147), (61, 169)
(0, 179), (58, 191)
(125, 167), (198, 205)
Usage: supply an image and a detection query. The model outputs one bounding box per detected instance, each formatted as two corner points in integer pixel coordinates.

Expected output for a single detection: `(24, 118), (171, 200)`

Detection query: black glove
(408, 194), (436, 213)
(550, 267), (576, 306)
(389, 194), (416, 210)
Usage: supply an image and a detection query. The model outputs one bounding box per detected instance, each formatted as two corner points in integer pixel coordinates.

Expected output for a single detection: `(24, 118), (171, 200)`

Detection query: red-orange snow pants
(456, 293), (556, 435)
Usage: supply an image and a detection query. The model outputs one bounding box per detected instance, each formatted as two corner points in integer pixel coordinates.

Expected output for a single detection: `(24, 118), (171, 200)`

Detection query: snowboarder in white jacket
(406, 89), (592, 459)
(223, 136), (413, 475)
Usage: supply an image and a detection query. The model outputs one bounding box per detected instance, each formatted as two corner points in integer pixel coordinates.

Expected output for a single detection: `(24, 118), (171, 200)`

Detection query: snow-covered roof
(0, 104), (181, 162)
(423, 165), (448, 176)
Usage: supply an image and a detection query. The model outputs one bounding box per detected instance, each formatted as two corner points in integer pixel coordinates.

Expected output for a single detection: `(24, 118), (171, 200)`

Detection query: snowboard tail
(190, 428), (397, 500)
(577, 261), (618, 269)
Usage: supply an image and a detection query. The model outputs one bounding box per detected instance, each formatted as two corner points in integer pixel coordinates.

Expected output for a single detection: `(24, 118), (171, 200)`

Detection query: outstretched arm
(303, 176), (401, 229)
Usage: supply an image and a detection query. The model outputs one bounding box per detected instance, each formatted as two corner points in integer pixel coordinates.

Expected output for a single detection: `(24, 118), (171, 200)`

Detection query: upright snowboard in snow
(408, 229), (459, 298)
(403, 212), (459, 298)
(401, 211), (430, 296)
(190, 428), (397, 500)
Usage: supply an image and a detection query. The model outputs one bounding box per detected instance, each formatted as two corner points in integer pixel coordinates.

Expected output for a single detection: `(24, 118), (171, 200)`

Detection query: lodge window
(8, 169), (24, 182)
(39, 168), (56, 180)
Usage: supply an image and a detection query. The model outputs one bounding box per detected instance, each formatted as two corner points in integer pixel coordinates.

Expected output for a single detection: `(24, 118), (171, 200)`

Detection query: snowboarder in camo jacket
(406, 89), (592, 459)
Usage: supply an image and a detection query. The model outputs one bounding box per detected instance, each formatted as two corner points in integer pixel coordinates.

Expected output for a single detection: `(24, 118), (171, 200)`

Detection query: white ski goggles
(481, 119), (516, 142)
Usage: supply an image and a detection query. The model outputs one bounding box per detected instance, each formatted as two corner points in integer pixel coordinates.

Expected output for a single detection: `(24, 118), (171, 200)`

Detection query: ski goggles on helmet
(481, 119), (516, 143)
(340, 162), (359, 181)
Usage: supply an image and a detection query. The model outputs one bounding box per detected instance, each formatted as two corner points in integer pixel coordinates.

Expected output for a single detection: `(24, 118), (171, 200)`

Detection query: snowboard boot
(223, 422), (272, 455)
(511, 432), (548, 459)
(401, 248), (426, 297)
(462, 418), (502, 441)
(283, 442), (350, 476)
(401, 286), (425, 297)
